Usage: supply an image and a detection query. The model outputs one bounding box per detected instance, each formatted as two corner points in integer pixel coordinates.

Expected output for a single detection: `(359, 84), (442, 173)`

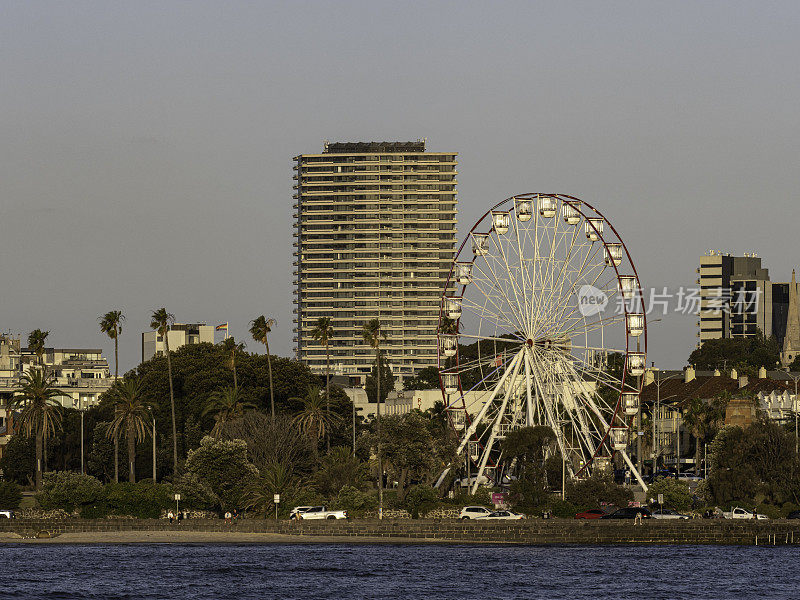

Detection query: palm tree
(311, 317), (335, 452)
(151, 308), (178, 474)
(27, 329), (49, 367)
(245, 462), (305, 518)
(12, 368), (65, 490)
(105, 377), (150, 483)
(291, 385), (341, 444)
(219, 337), (245, 389)
(362, 318), (387, 517)
(99, 310), (125, 482)
(203, 386), (255, 438)
(250, 316), (276, 422)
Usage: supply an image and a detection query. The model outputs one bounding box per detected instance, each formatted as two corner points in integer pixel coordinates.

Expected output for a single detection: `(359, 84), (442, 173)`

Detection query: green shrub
(404, 485), (439, 519)
(646, 477), (693, 512)
(755, 503), (782, 519)
(37, 472), (103, 512)
(331, 485), (377, 517)
(79, 503), (110, 519)
(104, 482), (174, 518)
(566, 474), (633, 510)
(0, 482), (23, 509)
(450, 488), (492, 508)
(548, 499), (578, 519)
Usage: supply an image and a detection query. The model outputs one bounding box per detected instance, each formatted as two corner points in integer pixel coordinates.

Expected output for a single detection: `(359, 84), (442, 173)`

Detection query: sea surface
(0, 543), (794, 599)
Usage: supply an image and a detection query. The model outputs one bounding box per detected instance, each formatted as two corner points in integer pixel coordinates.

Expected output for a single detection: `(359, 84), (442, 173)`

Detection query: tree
(150, 308), (178, 474)
(292, 385), (342, 445)
(0, 435), (35, 485)
(404, 366), (440, 391)
(99, 310), (125, 482)
(26, 329), (49, 366)
(250, 316), (277, 422)
(646, 477), (693, 511)
(12, 368), (66, 490)
(184, 436), (259, 511)
(362, 318), (387, 513)
(245, 462), (305, 518)
(681, 394), (728, 474)
(313, 446), (368, 496)
(105, 377), (150, 483)
(365, 355), (395, 405)
(375, 411), (457, 501)
(688, 332), (781, 374)
(310, 316), (334, 452)
(219, 337), (245, 389)
(203, 386), (254, 438)
(501, 426), (556, 469)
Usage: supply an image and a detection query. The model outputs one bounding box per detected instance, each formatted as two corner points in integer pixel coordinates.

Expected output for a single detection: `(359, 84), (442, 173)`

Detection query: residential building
(697, 252), (799, 353)
(141, 323), (215, 363)
(0, 335), (116, 457)
(293, 141), (457, 385)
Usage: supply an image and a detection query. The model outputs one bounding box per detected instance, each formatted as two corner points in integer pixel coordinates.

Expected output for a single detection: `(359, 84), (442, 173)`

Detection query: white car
(0, 510), (14, 519)
(290, 506), (348, 520)
(460, 506), (492, 520)
(722, 507), (768, 520)
(289, 506), (314, 520)
(477, 510), (525, 520)
(651, 508), (690, 520)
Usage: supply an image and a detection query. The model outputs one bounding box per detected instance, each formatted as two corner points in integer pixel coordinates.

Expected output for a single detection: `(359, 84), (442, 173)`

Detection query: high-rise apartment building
(697, 252), (799, 354)
(292, 141), (457, 384)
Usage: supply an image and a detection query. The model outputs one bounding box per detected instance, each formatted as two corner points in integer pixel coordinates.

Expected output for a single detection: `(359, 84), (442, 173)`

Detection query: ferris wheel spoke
(535, 224), (584, 333)
(460, 296), (521, 333)
(488, 232), (530, 333)
(471, 261), (528, 333)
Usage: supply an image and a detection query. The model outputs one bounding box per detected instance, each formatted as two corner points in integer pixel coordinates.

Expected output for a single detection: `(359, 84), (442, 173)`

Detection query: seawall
(1, 518), (799, 545)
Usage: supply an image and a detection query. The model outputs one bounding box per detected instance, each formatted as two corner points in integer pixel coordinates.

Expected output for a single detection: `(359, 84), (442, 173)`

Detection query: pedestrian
(634, 511), (642, 525)
(225, 510), (232, 524)
(232, 509), (238, 523)
(177, 511), (183, 525)
(167, 510), (174, 524)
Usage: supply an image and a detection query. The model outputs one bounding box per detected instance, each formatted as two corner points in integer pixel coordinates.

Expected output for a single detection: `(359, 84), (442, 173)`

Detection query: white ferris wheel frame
(436, 193), (648, 493)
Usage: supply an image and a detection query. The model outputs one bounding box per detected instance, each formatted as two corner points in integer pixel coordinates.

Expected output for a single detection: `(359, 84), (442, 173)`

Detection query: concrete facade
(293, 141), (457, 385)
(141, 323), (215, 363)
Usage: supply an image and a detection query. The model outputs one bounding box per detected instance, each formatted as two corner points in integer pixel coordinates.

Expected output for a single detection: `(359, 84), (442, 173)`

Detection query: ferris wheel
(437, 194), (647, 493)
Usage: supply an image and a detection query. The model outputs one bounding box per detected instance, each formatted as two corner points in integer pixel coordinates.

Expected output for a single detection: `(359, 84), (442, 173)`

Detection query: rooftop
(323, 141), (426, 154)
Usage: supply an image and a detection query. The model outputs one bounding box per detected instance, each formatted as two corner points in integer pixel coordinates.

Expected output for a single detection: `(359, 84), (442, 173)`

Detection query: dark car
(601, 507), (652, 519)
(787, 510), (800, 519)
(575, 509), (607, 520)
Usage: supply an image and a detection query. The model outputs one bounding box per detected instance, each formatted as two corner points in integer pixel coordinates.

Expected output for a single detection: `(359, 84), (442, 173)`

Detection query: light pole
(148, 406), (156, 482)
(80, 396), (85, 475)
(648, 367), (681, 473)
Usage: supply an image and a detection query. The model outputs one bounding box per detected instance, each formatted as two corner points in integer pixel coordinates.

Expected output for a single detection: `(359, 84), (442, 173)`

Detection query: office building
(141, 323), (215, 363)
(293, 141), (457, 384)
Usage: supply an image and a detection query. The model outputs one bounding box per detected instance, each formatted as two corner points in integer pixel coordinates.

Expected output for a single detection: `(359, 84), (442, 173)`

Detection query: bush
(449, 488), (492, 508)
(404, 485), (439, 519)
(0, 482), (23, 509)
(331, 485), (377, 517)
(79, 503), (110, 519)
(37, 472), (103, 512)
(548, 499), (578, 519)
(104, 482), (174, 518)
(646, 477), (693, 512)
(566, 474), (633, 510)
(755, 503), (783, 520)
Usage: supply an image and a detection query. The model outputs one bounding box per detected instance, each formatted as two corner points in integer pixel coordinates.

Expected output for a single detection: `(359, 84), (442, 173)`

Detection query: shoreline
(0, 518), (798, 546)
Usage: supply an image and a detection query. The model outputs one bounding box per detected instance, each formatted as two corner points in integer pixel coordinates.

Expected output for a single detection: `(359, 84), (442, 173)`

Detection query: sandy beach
(0, 530), (452, 545)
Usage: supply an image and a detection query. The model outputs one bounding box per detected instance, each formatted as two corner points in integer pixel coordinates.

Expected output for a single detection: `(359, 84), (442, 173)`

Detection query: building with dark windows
(292, 141), (457, 385)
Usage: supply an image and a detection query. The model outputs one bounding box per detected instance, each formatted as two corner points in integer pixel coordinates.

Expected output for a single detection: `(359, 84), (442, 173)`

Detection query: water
(0, 543), (794, 599)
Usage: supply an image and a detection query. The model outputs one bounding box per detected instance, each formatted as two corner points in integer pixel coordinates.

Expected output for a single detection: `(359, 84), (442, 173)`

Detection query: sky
(2, 1), (799, 375)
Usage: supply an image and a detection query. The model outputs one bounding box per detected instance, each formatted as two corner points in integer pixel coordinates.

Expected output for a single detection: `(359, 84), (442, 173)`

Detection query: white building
(141, 322), (215, 363)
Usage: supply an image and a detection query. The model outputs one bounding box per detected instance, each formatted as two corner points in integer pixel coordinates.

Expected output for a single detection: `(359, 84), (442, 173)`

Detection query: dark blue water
(0, 544), (793, 599)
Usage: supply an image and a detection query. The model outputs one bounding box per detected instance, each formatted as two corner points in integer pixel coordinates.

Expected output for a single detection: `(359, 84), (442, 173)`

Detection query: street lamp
(648, 367), (682, 473)
(148, 406), (156, 482)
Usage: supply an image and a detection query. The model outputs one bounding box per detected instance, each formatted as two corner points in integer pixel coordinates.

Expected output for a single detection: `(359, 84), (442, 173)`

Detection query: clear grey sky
(2, 1), (799, 374)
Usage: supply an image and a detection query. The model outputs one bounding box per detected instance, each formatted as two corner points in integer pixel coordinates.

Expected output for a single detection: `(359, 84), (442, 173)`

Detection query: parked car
(291, 506), (348, 520)
(460, 506), (493, 520)
(574, 509), (607, 520)
(651, 508), (690, 520)
(289, 506), (314, 520)
(676, 472), (703, 482)
(477, 510), (525, 520)
(787, 510), (800, 519)
(601, 507), (652, 519)
(0, 510), (14, 519)
(722, 507), (767, 520)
